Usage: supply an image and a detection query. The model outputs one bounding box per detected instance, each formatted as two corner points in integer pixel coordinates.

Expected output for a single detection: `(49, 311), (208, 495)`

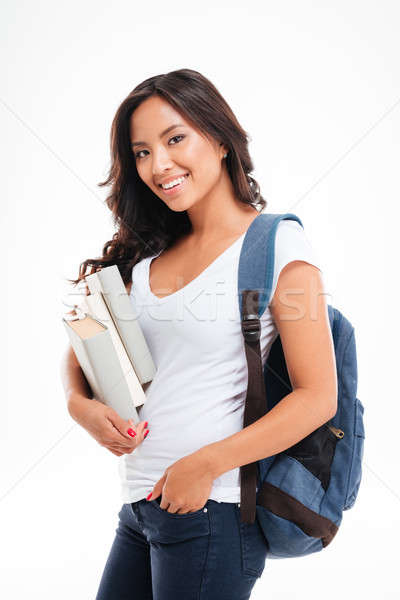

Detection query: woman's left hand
(148, 450), (215, 514)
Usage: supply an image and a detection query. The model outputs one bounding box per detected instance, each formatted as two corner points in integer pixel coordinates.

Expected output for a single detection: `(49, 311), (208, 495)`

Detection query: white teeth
(161, 175), (187, 189)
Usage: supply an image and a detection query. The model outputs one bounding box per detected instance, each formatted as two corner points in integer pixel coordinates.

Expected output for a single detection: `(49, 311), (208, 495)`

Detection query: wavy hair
(67, 68), (267, 290)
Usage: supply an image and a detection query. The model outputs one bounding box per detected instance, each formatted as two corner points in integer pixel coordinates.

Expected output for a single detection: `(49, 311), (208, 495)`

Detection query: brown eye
(169, 135), (184, 145)
(135, 149), (149, 159)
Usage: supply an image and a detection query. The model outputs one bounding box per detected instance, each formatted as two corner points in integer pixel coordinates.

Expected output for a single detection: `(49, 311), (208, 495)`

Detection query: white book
(77, 294), (146, 408)
(62, 314), (139, 422)
(85, 265), (156, 385)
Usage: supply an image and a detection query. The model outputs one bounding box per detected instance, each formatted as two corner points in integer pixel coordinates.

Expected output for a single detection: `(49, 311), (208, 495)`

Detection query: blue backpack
(238, 212), (365, 559)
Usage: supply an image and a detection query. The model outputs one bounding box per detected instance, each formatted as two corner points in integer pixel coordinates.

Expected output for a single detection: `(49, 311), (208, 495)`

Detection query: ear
(219, 142), (229, 158)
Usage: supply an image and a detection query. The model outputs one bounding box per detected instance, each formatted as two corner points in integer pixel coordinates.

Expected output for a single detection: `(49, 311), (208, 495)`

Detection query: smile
(160, 174), (189, 190)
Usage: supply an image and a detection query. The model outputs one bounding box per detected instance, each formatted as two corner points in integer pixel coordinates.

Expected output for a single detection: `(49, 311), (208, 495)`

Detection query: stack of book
(62, 265), (156, 422)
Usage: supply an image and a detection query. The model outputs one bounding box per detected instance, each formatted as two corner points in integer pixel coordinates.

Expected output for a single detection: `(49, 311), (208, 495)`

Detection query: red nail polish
(144, 430), (149, 438)
(144, 422), (148, 429)
(127, 429), (136, 438)
(146, 492), (152, 500)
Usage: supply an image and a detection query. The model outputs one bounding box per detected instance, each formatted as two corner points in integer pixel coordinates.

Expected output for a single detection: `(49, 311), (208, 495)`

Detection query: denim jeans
(95, 497), (269, 600)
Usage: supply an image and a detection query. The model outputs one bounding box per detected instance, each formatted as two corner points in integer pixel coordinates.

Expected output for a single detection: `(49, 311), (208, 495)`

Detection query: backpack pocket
(256, 454), (339, 558)
(259, 453), (325, 512)
(344, 398), (365, 510)
(256, 504), (325, 558)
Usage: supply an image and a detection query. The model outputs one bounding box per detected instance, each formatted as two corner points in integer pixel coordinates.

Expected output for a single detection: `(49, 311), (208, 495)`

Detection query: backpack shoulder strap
(238, 211), (303, 524)
(238, 212), (303, 318)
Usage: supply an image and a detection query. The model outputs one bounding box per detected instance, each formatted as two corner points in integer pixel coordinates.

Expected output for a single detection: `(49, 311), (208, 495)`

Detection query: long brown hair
(67, 68), (267, 290)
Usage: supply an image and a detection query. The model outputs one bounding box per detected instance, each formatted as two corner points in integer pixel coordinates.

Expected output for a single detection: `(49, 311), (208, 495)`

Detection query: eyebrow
(131, 123), (186, 147)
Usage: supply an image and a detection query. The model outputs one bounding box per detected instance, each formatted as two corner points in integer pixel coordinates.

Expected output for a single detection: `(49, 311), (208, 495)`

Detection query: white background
(0, 1), (399, 598)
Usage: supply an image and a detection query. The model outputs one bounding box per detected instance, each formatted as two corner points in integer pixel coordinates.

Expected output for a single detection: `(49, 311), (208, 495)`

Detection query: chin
(162, 197), (197, 214)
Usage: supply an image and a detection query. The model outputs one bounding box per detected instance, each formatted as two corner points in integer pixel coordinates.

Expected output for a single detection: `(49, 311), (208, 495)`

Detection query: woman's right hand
(69, 393), (149, 457)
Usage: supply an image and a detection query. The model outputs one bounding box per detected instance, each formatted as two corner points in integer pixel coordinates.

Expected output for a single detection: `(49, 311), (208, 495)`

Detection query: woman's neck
(185, 171), (259, 242)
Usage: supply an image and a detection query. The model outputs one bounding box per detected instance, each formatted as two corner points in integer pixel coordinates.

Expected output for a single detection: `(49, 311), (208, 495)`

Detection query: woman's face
(129, 96), (228, 213)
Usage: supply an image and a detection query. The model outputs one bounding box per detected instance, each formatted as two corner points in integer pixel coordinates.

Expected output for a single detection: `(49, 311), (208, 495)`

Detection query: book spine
(83, 294), (146, 408)
(87, 266), (156, 384)
(84, 333), (140, 422)
(63, 320), (139, 422)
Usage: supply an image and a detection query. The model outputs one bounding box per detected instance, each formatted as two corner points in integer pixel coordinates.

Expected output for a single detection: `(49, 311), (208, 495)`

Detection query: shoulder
(273, 218), (321, 270)
(267, 217), (323, 307)
(275, 218), (308, 244)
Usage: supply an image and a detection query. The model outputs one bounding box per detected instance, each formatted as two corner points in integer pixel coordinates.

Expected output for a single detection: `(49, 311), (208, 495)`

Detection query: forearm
(200, 388), (337, 480)
(60, 344), (95, 421)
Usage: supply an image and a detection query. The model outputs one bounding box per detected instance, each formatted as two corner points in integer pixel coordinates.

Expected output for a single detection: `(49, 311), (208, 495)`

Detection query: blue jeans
(95, 497), (269, 600)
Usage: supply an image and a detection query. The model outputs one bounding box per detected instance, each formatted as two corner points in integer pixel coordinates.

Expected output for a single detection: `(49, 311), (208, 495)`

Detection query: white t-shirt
(118, 219), (322, 504)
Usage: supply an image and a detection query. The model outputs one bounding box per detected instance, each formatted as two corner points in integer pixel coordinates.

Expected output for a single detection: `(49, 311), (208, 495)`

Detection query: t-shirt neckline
(146, 232), (246, 303)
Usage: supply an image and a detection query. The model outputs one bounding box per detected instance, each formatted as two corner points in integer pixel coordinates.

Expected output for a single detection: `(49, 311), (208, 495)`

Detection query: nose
(151, 146), (174, 177)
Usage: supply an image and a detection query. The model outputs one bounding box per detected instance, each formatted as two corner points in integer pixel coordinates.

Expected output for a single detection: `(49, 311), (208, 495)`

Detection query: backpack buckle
(242, 313), (261, 342)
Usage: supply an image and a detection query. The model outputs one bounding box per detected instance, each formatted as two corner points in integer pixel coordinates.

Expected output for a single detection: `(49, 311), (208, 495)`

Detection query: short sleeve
(269, 219), (322, 305)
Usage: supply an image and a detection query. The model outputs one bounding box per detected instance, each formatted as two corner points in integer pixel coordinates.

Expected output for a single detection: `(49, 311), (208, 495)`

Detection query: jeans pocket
(235, 505), (269, 578)
(142, 498), (211, 544)
(152, 496), (208, 518)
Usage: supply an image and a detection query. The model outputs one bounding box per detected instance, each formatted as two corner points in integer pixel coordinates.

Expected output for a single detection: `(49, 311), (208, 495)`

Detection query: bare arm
(60, 342), (93, 410)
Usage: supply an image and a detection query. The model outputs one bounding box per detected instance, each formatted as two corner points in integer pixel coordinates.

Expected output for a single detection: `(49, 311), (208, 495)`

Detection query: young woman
(60, 68), (337, 600)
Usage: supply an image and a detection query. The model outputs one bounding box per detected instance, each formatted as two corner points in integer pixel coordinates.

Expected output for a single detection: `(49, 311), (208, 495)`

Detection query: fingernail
(144, 430), (149, 439)
(127, 429), (136, 438)
(146, 492), (152, 501)
(144, 422), (148, 429)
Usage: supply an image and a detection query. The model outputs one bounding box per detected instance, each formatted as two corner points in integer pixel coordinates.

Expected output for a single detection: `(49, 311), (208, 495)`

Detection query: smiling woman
(61, 68), (337, 600)
(130, 95), (235, 215)
(66, 69), (266, 291)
